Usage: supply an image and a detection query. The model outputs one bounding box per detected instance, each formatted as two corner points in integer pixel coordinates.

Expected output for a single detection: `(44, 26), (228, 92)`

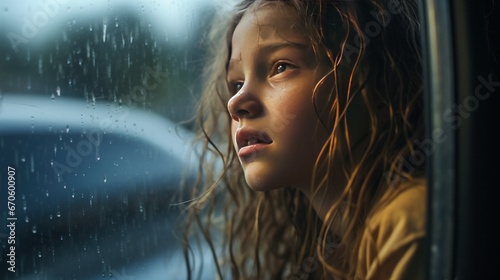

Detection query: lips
(235, 128), (272, 158)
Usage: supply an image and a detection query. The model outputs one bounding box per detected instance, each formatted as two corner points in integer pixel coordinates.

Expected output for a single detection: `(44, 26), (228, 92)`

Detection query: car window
(3, 0), (497, 279)
(421, 0), (500, 279)
(0, 1), (218, 279)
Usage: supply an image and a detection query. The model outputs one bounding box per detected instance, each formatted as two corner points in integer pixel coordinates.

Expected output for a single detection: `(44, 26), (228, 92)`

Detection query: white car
(0, 93), (215, 279)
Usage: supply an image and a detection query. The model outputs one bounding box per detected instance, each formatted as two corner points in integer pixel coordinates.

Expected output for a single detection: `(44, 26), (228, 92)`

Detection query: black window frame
(421, 0), (500, 279)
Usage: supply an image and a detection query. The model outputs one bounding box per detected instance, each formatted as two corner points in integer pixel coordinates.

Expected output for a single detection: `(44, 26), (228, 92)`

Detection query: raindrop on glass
(103, 18), (107, 42)
(30, 154), (34, 173)
(38, 56), (43, 75)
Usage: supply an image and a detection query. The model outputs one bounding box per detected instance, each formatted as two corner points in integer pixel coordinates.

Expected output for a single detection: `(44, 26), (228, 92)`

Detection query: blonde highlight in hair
(181, 0), (424, 279)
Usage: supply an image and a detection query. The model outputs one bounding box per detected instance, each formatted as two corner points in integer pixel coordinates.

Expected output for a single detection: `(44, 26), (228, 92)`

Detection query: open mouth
(241, 136), (271, 148)
(236, 129), (273, 151)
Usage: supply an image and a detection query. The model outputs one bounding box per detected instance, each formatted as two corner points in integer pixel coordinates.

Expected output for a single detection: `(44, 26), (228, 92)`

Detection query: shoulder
(356, 178), (427, 280)
(370, 178), (427, 237)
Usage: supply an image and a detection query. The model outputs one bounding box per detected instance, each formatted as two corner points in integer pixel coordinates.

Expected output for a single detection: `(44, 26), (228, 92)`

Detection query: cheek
(287, 93), (331, 148)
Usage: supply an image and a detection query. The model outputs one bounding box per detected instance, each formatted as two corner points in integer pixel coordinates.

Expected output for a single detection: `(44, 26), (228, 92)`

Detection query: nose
(227, 87), (262, 122)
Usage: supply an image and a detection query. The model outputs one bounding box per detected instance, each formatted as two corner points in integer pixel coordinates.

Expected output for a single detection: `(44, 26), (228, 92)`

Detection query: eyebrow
(258, 41), (309, 53)
(227, 41), (309, 73)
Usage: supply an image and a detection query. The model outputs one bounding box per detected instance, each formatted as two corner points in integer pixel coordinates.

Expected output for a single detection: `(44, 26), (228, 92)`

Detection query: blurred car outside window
(0, 0), (225, 279)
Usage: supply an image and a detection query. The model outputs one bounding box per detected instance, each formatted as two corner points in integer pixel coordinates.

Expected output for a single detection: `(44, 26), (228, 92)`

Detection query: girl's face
(226, 3), (332, 192)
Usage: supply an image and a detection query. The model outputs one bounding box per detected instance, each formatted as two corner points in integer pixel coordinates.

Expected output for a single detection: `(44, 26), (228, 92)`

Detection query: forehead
(232, 3), (309, 47)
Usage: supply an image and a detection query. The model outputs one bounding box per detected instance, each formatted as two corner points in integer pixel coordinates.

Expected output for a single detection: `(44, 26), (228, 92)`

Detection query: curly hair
(181, 0), (424, 279)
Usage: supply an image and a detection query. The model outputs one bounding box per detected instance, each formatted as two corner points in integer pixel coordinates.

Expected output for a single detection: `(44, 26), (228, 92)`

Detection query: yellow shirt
(356, 179), (427, 280)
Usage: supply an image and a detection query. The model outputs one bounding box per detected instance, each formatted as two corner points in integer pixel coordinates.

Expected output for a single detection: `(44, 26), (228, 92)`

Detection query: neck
(297, 133), (370, 236)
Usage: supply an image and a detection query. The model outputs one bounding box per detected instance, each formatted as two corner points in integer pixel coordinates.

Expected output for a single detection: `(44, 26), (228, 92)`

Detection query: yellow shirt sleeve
(356, 181), (427, 280)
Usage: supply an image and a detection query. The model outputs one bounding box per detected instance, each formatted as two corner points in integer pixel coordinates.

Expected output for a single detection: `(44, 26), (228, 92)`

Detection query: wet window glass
(3, 0), (497, 279)
(0, 0), (216, 278)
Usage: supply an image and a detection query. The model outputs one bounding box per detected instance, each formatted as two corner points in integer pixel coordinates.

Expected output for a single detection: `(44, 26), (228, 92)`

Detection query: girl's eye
(271, 62), (294, 76)
(230, 82), (243, 95)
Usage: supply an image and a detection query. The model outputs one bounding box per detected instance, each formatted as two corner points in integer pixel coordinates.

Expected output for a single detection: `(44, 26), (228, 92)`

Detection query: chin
(245, 173), (273, 192)
(243, 164), (295, 192)
(243, 165), (282, 192)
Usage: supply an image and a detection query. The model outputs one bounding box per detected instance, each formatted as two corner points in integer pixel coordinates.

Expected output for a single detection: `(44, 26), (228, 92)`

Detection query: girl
(182, 0), (426, 279)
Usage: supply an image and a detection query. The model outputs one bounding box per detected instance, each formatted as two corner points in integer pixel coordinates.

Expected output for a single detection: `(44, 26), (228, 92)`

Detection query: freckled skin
(226, 4), (332, 192)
